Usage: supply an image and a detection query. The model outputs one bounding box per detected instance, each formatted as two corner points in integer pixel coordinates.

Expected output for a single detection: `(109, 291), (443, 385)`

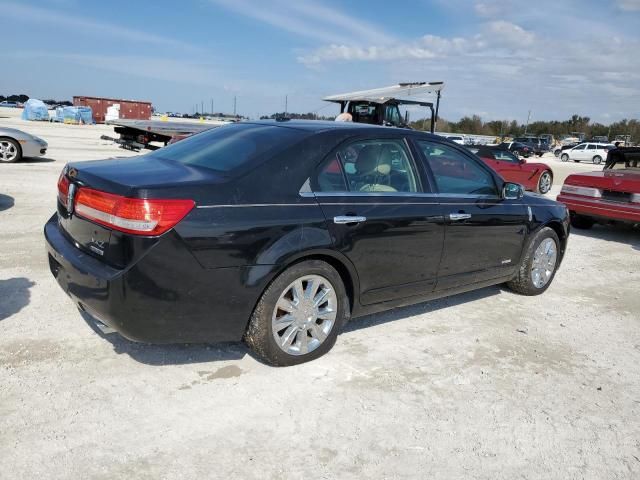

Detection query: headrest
(355, 145), (391, 175)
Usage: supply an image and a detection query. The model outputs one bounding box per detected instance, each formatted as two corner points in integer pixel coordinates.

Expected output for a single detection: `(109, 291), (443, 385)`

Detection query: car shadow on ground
(0, 277), (35, 321)
(80, 286), (503, 366)
(20, 157), (56, 163)
(570, 224), (640, 251)
(0, 193), (14, 212)
(79, 310), (249, 366)
(344, 285), (502, 333)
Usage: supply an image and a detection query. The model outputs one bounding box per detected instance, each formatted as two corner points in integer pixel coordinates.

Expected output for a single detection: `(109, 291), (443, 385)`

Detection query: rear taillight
(57, 172), (70, 208)
(73, 187), (194, 236)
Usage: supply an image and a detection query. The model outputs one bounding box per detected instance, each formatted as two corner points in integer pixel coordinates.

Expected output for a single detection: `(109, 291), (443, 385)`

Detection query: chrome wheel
(531, 238), (557, 288)
(538, 171), (552, 194)
(0, 140), (19, 162)
(271, 274), (337, 356)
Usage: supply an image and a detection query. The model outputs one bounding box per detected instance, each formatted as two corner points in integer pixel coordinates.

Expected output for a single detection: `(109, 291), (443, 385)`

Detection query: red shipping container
(73, 96), (153, 123)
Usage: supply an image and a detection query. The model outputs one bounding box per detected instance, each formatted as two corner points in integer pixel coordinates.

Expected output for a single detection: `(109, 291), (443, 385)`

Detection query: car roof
(239, 119), (443, 139)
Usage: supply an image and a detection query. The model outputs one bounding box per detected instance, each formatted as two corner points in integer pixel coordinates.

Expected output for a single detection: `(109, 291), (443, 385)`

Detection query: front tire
(537, 170), (553, 194)
(0, 138), (22, 163)
(244, 260), (349, 366)
(506, 227), (560, 296)
(561, 153), (569, 162)
(593, 155), (602, 165)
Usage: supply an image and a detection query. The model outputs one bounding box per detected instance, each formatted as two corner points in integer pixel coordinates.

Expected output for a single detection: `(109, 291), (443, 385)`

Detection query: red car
(468, 146), (554, 194)
(556, 151), (640, 228)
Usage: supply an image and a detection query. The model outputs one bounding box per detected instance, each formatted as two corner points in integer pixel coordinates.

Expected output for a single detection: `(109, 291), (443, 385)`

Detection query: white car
(560, 142), (613, 165)
(441, 134), (465, 145)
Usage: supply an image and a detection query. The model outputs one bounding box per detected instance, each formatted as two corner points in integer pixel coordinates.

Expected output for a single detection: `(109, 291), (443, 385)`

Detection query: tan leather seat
(354, 145), (396, 192)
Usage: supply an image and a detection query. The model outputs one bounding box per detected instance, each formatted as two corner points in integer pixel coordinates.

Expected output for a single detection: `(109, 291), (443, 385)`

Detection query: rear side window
(417, 140), (498, 196)
(148, 123), (304, 173)
(313, 139), (419, 193)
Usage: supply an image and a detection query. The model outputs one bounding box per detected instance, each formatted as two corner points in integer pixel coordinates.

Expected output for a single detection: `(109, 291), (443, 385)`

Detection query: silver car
(0, 127), (48, 163)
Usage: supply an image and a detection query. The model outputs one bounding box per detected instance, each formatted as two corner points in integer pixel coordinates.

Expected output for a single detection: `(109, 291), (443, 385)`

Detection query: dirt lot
(1, 108), (639, 479)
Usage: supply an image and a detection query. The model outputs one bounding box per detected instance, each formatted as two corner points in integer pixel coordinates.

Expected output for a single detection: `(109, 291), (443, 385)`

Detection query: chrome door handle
(333, 215), (367, 224)
(449, 213), (471, 221)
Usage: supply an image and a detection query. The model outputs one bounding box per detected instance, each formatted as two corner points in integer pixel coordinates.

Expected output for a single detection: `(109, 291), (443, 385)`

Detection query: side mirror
(519, 157), (526, 164)
(404, 111), (409, 124)
(502, 182), (524, 200)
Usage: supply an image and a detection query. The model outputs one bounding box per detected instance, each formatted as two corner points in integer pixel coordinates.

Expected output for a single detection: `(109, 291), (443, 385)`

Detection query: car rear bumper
(557, 194), (640, 223)
(44, 214), (263, 343)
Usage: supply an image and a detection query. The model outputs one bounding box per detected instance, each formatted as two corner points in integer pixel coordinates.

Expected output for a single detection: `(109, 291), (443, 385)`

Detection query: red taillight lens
(57, 172), (70, 208)
(73, 187), (195, 236)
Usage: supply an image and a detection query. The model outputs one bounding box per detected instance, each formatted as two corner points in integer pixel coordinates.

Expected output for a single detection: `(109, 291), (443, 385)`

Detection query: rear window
(148, 123), (305, 172)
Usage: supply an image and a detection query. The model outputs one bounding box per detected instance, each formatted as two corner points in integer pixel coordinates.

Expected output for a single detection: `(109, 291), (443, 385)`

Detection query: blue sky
(1, 0), (639, 123)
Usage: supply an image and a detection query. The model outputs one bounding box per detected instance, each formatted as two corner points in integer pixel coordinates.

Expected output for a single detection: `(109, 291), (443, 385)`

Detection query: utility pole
(285, 95), (288, 115)
(211, 99), (214, 116)
(201, 101), (204, 116)
(233, 96), (237, 116)
(524, 110), (531, 135)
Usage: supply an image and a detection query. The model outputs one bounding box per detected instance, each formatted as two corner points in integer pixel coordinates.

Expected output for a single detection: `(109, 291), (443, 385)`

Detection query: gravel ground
(1, 109), (639, 479)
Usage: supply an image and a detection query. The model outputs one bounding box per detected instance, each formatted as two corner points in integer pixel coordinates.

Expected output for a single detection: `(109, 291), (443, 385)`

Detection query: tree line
(411, 114), (639, 141)
(1, 94), (71, 106)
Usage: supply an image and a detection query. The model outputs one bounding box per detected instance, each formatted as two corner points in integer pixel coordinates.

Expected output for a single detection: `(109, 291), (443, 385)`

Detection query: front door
(414, 139), (529, 290)
(310, 136), (445, 305)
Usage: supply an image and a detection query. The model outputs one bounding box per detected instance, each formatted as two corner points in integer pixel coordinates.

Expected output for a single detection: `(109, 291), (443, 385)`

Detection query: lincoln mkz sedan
(45, 121), (570, 365)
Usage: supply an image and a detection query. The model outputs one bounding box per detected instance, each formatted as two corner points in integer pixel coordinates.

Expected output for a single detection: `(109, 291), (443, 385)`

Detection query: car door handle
(449, 213), (472, 221)
(333, 215), (367, 224)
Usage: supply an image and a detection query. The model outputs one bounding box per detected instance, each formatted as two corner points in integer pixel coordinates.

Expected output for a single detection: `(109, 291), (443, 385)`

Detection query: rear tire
(244, 260), (349, 366)
(561, 153), (569, 162)
(506, 227), (560, 296)
(593, 155), (602, 165)
(570, 214), (595, 229)
(0, 138), (22, 163)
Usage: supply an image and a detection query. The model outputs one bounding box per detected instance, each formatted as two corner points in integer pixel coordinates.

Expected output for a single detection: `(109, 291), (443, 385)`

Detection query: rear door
(310, 135), (444, 305)
(413, 138), (528, 290)
(585, 143), (598, 162)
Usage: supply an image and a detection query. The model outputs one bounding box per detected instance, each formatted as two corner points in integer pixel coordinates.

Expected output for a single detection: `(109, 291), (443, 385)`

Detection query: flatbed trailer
(102, 119), (229, 151)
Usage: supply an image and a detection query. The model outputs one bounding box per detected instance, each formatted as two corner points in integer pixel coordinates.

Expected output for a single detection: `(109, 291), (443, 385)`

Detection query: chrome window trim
(310, 191), (500, 200)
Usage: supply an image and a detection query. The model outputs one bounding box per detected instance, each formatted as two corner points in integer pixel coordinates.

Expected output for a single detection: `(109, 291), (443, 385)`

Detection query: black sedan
(498, 141), (534, 158)
(45, 121), (570, 366)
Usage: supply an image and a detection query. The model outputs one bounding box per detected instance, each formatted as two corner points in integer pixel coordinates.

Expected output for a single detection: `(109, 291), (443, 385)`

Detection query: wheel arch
(245, 249), (360, 325)
(539, 220), (568, 261)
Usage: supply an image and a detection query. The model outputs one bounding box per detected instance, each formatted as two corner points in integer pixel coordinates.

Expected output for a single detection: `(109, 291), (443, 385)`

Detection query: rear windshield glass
(148, 123), (304, 172)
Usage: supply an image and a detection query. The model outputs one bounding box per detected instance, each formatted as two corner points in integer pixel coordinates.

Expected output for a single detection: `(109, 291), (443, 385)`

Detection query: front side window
(314, 138), (419, 193)
(417, 141), (498, 196)
(573, 144), (587, 150)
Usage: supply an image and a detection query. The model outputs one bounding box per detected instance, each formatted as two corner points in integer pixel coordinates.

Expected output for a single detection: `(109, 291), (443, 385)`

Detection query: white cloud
(209, 0), (395, 45)
(484, 20), (535, 47)
(1, 1), (196, 51)
(298, 21), (533, 65)
(475, 1), (509, 17)
(616, 0), (640, 11)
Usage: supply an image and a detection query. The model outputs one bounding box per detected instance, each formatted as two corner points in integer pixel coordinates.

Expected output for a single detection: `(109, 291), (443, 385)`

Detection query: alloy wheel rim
(0, 141), (18, 162)
(271, 274), (337, 356)
(539, 173), (551, 193)
(530, 238), (557, 288)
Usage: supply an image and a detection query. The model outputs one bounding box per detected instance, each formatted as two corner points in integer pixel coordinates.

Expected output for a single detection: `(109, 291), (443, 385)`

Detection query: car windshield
(148, 123), (305, 173)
